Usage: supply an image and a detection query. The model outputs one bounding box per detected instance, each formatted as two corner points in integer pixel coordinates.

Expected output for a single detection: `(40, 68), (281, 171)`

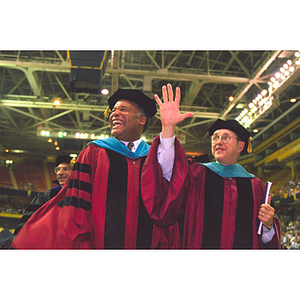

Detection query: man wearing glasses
(13, 155), (74, 235)
(141, 84), (281, 249)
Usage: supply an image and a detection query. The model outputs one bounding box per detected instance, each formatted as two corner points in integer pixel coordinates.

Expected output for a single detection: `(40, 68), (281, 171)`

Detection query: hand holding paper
(257, 181), (275, 235)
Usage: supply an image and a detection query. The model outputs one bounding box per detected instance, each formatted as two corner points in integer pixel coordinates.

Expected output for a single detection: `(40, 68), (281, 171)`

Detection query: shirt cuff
(159, 133), (175, 150)
(261, 224), (275, 244)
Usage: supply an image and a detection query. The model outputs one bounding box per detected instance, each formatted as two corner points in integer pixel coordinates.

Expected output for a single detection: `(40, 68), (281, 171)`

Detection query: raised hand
(154, 84), (194, 138)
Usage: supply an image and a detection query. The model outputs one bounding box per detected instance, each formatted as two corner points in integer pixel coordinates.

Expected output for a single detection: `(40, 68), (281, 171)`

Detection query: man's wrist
(161, 125), (175, 138)
(263, 223), (273, 231)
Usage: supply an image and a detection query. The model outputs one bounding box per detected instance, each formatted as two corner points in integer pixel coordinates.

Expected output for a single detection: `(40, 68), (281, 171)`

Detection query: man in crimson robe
(13, 155), (74, 236)
(141, 84), (281, 249)
(11, 89), (180, 249)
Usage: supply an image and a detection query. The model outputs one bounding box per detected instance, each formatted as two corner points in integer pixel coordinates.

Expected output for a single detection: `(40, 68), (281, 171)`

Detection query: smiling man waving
(12, 89), (180, 249)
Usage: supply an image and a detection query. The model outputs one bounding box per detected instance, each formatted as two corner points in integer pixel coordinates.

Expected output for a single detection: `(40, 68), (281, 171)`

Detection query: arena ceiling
(1, 50), (300, 169)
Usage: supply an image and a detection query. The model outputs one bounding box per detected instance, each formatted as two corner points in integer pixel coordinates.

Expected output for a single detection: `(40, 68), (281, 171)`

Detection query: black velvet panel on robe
(104, 149), (153, 249)
(201, 168), (254, 249)
(233, 178), (253, 249)
(202, 168), (224, 249)
(136, 155), (155, 249)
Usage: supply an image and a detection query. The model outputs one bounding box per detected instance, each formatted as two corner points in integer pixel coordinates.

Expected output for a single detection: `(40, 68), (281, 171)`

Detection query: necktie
(127, 142), (134, 151)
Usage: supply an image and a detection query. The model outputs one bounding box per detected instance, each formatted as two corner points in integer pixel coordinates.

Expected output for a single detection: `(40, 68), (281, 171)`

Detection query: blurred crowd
(276, 174), (300, 198)
(279, 214), (300, 249)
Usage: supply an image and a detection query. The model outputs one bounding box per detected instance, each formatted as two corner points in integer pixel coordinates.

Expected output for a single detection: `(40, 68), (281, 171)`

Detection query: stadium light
(236, 51), (300, 128)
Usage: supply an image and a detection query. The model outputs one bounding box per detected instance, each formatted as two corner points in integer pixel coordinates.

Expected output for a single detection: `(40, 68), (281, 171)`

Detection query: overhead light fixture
(9, 149), (25, 153)
(38, 128), (67, 138)
(75, 132), (89, 139)
(236, 51), (300, 128)
(37, 127), (110, 140)
(268, 51), (300, 95)
(290, 98), (297, 103)
(41, 130), (50, 137)
(101, 88), (109, 95)
(98, 134), (109, 139)
(236, 92), (278, 128)
(58, 131), (67, 138)
(53, 98), (61, 106)
(55, 146), (60, 151)
(228, 96), (234, 102)
(261, 89), (268, 96)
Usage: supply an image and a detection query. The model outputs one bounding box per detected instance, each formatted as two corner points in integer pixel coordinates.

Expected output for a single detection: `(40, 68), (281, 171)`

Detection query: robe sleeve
(141, 135), (189, 227)
(258, 217), (281, 249)
(11, 146), (98, 249)
(13, 190), (50, 236)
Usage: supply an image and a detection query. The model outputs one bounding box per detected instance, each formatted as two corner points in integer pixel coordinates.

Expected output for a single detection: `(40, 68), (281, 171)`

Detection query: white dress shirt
(120, 138), (142, 153)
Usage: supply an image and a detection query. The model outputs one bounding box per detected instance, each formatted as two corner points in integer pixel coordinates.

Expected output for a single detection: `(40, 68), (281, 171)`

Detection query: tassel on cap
(247, 137), (253, 153)
(104, 106), (110, 118)
(70, 157), (76, 167)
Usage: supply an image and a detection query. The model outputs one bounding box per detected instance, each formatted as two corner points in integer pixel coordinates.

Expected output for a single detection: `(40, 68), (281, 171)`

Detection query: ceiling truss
(1, 50), (300, 169)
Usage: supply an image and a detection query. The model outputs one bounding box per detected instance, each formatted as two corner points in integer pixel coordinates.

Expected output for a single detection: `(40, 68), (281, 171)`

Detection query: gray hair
(135, 104), (149, 133)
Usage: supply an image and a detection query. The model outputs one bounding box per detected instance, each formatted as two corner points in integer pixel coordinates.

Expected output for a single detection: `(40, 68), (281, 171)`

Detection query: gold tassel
(104, 106), (110, 118)
(247, 137), (253, 153)
(70, 157), (76, 167)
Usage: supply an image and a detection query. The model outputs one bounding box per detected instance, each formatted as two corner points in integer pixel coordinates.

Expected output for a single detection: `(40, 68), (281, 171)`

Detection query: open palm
(154, 84), (194, 128)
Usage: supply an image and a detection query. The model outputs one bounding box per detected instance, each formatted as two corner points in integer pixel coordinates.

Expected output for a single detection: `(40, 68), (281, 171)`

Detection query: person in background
(0, 228), (13, 249)
(13, 155), (74, 235)
(141, 84), (281, 249)
(12, 89), (180, 249)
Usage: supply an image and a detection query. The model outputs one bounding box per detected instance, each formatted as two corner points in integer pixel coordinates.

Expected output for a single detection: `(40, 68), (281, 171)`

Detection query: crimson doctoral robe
(141, 136), (281, 249)
(12, 138), (180, 249)
(14, 186), (62, 236)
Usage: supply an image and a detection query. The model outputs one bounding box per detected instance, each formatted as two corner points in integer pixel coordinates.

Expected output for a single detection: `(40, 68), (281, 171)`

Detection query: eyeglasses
(211, 134), (241, 144)
(54, 166), (71, 174)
